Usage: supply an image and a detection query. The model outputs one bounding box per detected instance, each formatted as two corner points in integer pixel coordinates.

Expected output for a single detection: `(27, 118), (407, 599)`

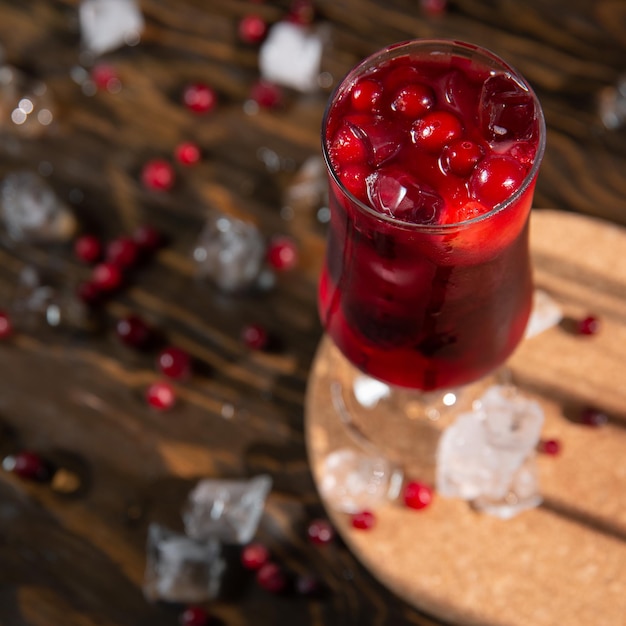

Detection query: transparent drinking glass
(318, 40), (546, 513)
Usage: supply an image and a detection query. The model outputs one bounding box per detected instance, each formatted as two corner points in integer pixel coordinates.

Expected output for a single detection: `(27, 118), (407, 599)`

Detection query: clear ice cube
(319, 448), (403, 513)
(183, 475), (272, 544)
(143, 523), (225, 604)
(436, 385), (544, 518)
(479, 74), (536, 144)
(282, 156), (327, 215)
(80, 0), (145, 56)
(348, 117), (402, 166)
(193, 212), (266, 293)
(0, 171), (77, 243)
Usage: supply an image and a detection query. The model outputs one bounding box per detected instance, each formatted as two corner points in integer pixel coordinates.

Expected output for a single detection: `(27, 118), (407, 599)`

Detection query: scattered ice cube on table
(353, 375), (391, 409)
(320, 448), (403, 513)
(259, 21), (327, 92)
(436, 385), (544, 518)
(193, 212), (266, 293)
(525, 289), (563, 338)
(598, 74), (626, 130)
(183, 475), (272, 544)
(80, 0), (144, 56)
(144, 523), (225, 604)
(282, 156), (327, 214)
(0, 171), (77, 243)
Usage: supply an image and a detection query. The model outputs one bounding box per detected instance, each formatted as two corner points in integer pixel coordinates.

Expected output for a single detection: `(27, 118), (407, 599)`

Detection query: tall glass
(318, 40), (546, 489)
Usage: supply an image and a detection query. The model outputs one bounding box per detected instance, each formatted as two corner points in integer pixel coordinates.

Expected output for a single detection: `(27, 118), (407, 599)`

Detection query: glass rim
(321, 38), (547, 233)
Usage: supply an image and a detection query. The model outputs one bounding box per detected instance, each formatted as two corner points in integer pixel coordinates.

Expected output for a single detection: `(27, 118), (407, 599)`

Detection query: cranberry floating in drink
(319, 40), (545, 391)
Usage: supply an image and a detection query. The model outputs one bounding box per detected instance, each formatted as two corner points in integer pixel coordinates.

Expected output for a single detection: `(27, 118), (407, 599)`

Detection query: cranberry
(183, 83), (217, 114)
(339, 163), (369, 200)
(238, 14), (268, 44)
(91, 63), (120, 91)
(383, 65), (422, 93)
(241, 323), (269, 350)
(241, 542), (270, 570)
(351, 510), (376, 530)
(106, 236), (139, 269)
(146, 381), (176, 411)
(580, 407), (608, 427)
(74, 234), (103, 264)
(403, 481), (433, 510)
(77, 281), (102, 306)
(116, 315), (153, 349)
(538, 439), (561, 455)
(390, 83), (435, 118)
(421, 0), (448, 16)
(0, 311), (13, 339)
(577, 315), (600, 336)
(351, 78), (383, 112)
(330, 122), (368, 166)
(443, 139), (484, 176)
(179, 606), (210, 626)
(175, 141), (202, 166)
(3, 451), (53, 482)
(133, 224), (163, 251)
(307, 518), (334, 545)
(411, 111), (463, 153)
(92, 262), (123, 292)
(157, 346), (192, 379)
(250, 80), (283, 109)
(266, 236), (298, 271)
(141, 159), (175, 192)
(256, 562), (287, 593)
(287, 0), (315, 24)
(469, 155), (525, 207)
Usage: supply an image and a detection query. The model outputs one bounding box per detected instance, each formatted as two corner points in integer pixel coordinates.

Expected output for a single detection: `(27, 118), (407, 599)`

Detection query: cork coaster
(305, 209), (626, 626)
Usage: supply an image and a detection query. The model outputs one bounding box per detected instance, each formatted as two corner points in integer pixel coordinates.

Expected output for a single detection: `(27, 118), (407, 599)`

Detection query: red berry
(339, 163), (369, 200)
(141, 159), (175, 192)
(307, 518), (334, 545)
(351, 78), (383, 112)
(77, 281), (102, 306)
(116, 315), (153, 349)
(469, 155), (525, 207)
(390, 83), (435, 118)
(146, 381), (176, 411)
(241, 542), (270, 570)
(266, 236), (298, 271)
(287, 0), (315, 24)
(157, 346), (192, 379)
(133, 224), (163, 251)
(421, 0), (448, 16)
(92, 262), (123, 292)
(577, 315), (600, 336)
(238, 14), (268, 44)
(538, 439), (561, 455)
(351, 510), (376, 530)
(256, 562), (287, 593)
(175, 141), (202, 166)
(443, 139), (484, 176)
(241, 323), (269, 350)
(411, 111), (463, 153)
(183, 83), (217, 114)
(91, 63), (120, 91)
(580, 407), (608, 427)
(3, 451), (52, 482)
(74, 234), (103, 264)
(330, 122), (368, 166)
(179, 606), (210, 626)
(106, 236), (139, 269)
(403, 481), (433, 510)
(0, 311), (13, 338)
(250, 80), (283, 109)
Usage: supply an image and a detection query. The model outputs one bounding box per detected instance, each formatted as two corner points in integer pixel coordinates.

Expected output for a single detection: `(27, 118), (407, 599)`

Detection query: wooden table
(0, 2), (624, 625)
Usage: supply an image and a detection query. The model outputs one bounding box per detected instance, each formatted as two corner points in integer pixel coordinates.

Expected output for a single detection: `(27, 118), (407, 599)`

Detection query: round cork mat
(305, 209), (626, 626)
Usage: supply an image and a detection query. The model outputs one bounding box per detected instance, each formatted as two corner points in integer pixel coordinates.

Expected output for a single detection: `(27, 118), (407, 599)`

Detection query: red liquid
(320, 43), (543, 390)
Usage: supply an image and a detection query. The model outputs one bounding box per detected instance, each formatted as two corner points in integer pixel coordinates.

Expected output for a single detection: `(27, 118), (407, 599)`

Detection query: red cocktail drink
(319, 41), (545, 390)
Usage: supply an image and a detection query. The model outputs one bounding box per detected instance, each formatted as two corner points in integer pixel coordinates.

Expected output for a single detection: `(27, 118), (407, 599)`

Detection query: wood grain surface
(0, 2), (624, 625)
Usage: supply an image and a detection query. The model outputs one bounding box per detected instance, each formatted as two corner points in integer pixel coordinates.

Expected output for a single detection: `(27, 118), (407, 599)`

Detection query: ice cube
(79, 0), (144, 56)
(319, 448), (403, 513)
(598, 75), (626, 130)
(259, 21), (327, 93)
(0, 66), (55, 137)
(193, 212), (266, 293)
(0, 171), (77, 243)
(525, 289), (563, 338)
(183, 475), (272, 544)
(436, 385), (544, 517)
(366, 167), (442, 224)
(282, 156), (327, 215)
(347, 116), (402, 166)
(479, 74), (536, 144)
(353, 375), (391, 408)
(143, 523), (225, 604)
